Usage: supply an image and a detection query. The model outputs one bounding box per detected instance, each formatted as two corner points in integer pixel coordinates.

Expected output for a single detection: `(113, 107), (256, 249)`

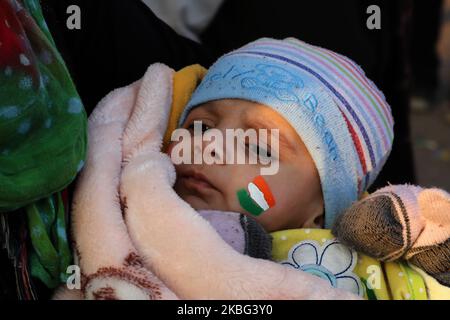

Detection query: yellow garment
(409, 263), (450, 300)
(163, 64), (207, 151)
(271, 228), (450, 300)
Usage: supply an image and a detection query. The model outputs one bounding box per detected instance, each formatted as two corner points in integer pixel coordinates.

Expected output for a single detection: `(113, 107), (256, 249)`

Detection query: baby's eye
(247, 143), (272, 158)
(187, 121), (212, 133)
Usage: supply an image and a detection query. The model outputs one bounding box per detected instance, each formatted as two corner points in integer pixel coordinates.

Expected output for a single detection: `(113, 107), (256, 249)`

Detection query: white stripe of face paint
(248, 182), (269, 210)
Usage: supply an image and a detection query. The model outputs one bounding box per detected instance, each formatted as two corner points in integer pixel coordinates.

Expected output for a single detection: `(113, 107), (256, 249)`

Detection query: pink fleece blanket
(53, 64), (360, 300)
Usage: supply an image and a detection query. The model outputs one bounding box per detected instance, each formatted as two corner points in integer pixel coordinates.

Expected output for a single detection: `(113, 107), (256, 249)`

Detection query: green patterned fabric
(0, 0), (87, 288)
(27, 193), (71, 288)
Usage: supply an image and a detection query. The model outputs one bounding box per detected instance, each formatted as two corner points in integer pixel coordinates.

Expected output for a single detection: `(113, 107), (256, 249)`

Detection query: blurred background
(409, 0), (450, 190)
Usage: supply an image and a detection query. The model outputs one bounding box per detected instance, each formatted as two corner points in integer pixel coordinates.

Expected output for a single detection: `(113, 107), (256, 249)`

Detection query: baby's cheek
(224, 176), (286, 231)
(267, 186), (293, 217)
(224, 168), (259, 208)
(226, 183), (250, 213)
(261, 184), (305, 229)
(235, 175), (279, 214)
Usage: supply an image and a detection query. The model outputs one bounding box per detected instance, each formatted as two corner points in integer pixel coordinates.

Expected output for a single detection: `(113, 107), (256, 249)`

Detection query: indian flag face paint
(237, 176), (276, 216)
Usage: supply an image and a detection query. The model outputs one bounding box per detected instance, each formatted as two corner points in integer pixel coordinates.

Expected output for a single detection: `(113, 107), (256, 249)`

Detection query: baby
(162, 38), (448, 297)
(168, 37), (393, 232)
(65, 38), (449, 300)
(169, 98), (325, 232)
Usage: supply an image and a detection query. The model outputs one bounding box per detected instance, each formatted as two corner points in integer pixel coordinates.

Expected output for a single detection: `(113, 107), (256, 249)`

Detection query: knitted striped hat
(179, 38), (394, 228)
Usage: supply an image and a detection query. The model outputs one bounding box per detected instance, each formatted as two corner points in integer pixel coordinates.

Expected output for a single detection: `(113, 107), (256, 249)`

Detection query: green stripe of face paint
(237, 189), (264, 216)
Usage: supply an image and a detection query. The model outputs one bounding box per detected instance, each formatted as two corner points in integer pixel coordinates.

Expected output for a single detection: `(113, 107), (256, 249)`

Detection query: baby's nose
(200, 137), (225, 165)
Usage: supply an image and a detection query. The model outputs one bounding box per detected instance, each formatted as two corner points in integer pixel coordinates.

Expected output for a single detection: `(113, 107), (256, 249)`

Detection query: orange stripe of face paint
(252, 176), (275, 207)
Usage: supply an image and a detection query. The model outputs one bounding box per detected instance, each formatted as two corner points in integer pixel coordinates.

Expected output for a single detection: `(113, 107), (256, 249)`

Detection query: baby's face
(168, 99), (324, 232)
